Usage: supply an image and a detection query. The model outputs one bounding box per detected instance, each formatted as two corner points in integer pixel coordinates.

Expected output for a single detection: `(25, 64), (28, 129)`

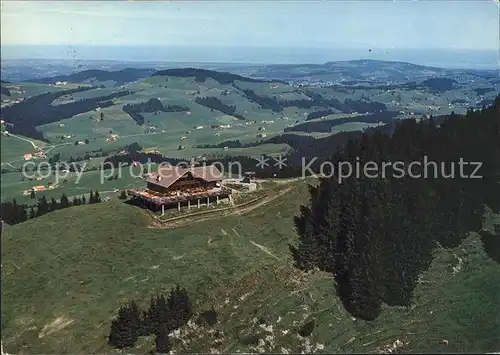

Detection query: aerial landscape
(1, 0), (499, 354)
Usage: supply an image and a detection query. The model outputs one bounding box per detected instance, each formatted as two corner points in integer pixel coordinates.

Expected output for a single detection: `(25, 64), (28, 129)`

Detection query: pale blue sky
(1, 0), (499, 50)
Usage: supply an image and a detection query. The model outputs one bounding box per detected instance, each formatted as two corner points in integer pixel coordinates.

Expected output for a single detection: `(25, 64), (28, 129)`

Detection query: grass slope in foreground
(1, 180), (499, 354)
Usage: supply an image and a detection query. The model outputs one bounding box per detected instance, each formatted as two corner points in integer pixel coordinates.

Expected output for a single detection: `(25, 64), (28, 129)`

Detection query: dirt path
(119, 132), (157, 139)
(1, 140), (72, 166)
(249, 240), (281, 260)
(43, 142), (73, 155)
(149, 186), (293, 229)
(8, 134), (39, 149)
(38, 317), (75, 338)
(231, 187), (292, 215)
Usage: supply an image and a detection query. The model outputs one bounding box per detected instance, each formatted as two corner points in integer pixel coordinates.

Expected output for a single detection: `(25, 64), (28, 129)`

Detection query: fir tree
(60, 193), (70, 208)
(129, 301), (142, 342)
(28, 205), (36, 219)
(146, 295), (163, 335)
(107, 302), (140, 349)
(36, 196), (49, 216)
(167, 285), (192, 330)
(288, 98), (500, 320)
(155, 323), (172, 354)
(138, 310), (150, 336)
(49, 197), (58, 212)
(334, 178), (385, 320)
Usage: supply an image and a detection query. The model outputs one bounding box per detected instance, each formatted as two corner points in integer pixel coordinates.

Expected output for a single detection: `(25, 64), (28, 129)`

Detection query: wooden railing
(127, 187), (231, 206)
(148, 194), (267, 225)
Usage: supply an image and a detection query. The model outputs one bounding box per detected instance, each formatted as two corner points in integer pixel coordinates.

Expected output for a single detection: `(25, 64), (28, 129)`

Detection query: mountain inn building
(127, 164), (231, 214)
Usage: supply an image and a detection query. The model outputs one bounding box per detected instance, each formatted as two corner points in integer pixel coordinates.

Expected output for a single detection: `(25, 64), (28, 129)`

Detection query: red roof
(146, 164), (223, 189)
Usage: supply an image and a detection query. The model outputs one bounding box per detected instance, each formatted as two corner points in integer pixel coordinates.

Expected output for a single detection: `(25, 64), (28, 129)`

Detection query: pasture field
(28, 76), (300, 164)
(1, 179), (499, 354)
(1, 82), (83, 102)
(0, 164), (145, 203)
(330, 122), (382, 133)
(1, 136), (45, 164)
(304, 113), (362, 122)
(0, 140), (290, 204)
(1, 72), (490, 209)
(3, 74), (428, 174)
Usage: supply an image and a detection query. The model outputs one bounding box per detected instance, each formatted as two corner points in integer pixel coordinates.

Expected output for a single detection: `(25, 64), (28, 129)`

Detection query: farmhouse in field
(127, 164), (231, 214)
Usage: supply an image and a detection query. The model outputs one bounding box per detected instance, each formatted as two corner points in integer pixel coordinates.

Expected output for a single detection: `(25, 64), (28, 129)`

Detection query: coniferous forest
(0, 190), (102, 225)
(290, 95), (500, 321)
(108, 285), (193, 353)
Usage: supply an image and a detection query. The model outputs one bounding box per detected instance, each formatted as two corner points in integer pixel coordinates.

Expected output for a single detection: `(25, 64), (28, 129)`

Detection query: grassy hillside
(1, 82), (83, 102)
(0, 135), (46, 164)
(29, 76), (297, 158)
(2, 180), (499, 354)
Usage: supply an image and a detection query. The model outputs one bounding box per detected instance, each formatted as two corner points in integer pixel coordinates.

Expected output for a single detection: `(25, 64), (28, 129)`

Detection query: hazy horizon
(2, 45), (499, 70)
(2, 0), (499, 69)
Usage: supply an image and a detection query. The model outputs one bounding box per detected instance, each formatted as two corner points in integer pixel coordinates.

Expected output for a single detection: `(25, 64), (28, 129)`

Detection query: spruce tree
(36, 196), (49, 216)
(49, 197), (58, 212)
(167, 285), (192, 330)
(89, 190), (94, 204)
(287, 96), (500, 321)
(19, 203), (28, 222)
(107, 304), (137, 349)
(146, 296), (162, 335)
(334, 178), (385, 320)
(139, 309), (150, 336)
(128, 301), (141, 343)
(28, 205), (36, 219)
(290, 176), (340, 273)
(155, 323), (172, 354)
(156, 295), (168, 331)
(60, 193), (70, 208)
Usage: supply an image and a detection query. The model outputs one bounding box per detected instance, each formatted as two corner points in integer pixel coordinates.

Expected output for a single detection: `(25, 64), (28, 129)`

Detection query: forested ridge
(286, 111), (398, 133)
(122, 98), (189, 125)
(0, 190), (102, 225)
(30, 68), (155, 86)
(290, 95), (500, 321)
(1, 87), (132, 140)
(236, 85), (387, 114)
(152, 68), (270, 84)
(194, 96), (246, 120)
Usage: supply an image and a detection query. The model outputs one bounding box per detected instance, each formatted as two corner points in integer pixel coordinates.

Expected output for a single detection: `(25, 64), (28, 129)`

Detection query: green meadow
(2, 180), (499, 354)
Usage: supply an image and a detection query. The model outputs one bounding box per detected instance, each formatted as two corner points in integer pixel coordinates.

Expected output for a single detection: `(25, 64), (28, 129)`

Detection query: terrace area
(127, 186), (231, 208)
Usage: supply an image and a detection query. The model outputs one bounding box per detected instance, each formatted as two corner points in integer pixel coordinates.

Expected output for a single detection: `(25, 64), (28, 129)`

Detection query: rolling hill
(246, 59), (500, 84)
(1, 65), (498, 207)
(29, 68), (156, 87)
